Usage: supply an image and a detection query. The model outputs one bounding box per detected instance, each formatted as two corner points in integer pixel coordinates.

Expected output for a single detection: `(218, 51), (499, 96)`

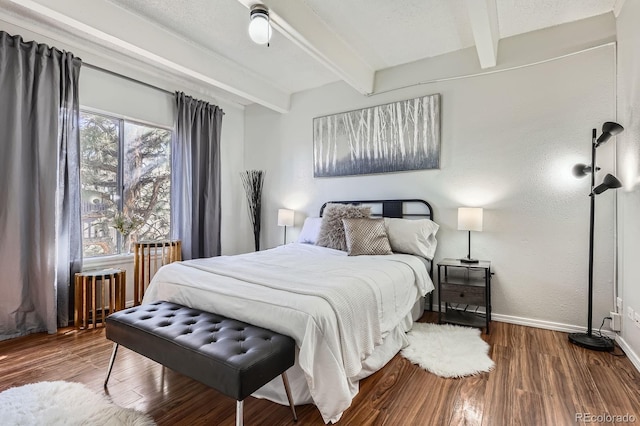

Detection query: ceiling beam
(236, 0), (375, 95)
(613, 0), (627, 17)
(465, 0), (500, 69)
(6, 0), (291, 112)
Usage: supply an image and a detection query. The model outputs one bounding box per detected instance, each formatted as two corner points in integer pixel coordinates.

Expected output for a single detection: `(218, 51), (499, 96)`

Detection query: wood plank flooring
(1, 313), (639, 425)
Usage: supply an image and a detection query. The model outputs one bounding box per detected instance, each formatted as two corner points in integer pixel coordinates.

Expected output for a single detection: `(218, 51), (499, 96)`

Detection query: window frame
(79, 107), (174, 259)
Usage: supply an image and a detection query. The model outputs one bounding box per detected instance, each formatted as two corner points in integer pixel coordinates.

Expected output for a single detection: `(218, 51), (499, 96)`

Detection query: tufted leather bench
(103, 301), (297, 425)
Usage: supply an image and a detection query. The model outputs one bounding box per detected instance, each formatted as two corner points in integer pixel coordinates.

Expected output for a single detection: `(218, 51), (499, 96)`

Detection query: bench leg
(282, 371), (298, 422)
(236, 400), (243, 426)
(104, 343), (119, 387)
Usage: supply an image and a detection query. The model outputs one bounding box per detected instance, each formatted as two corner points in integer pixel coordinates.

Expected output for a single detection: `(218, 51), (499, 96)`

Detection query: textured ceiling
(106, 0), (339, 93)
(497, 0), (616, 38)
(106, 0), (617, 94)
(6, 0), (616, 110)
(302, 0), (476, 70)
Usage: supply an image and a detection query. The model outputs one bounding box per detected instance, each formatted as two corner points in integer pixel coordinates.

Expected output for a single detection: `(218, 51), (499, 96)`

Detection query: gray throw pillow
(316, 203), (371, 251)
(343, 218), (393, 256)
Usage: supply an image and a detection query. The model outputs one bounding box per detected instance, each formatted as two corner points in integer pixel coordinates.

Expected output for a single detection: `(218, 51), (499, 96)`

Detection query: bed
(142, 199), (437, 423)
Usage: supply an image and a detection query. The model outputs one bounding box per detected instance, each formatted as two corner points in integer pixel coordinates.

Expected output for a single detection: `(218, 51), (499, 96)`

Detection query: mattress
(142, 243), (433, 423)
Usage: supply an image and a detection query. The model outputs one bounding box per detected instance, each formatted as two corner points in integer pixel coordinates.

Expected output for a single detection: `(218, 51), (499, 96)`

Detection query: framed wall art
(313, 93), (441, 177)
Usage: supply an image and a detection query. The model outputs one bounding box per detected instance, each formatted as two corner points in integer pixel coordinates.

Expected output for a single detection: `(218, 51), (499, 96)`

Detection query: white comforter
(142, 243), (433, 423)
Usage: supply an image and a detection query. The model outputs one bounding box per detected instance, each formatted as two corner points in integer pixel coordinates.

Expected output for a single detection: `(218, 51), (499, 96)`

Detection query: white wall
(615, 0), (640, 366)
(244, 45), (618, 331)
(80, 67), (175, 127)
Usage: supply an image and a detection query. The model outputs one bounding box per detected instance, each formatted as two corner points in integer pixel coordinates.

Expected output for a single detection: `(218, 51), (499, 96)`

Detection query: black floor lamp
(568, 122), (623, 352)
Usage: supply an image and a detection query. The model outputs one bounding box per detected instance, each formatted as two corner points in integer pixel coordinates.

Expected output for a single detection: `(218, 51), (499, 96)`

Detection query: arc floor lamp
(568, 122), (623, 352)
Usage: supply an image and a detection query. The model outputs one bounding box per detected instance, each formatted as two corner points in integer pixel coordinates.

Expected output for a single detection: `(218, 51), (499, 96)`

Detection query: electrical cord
(597, 316), (626, 357)
(595, 316), (612, 339)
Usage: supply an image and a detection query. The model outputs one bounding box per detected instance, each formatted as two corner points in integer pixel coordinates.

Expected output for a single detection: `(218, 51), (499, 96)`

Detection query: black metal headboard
(320, 198), (436, 309)
(319, 199), (434, 221)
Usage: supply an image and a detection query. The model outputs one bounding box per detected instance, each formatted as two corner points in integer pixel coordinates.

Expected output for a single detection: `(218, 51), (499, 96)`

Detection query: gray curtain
(0, 32), (82, 339)
(173, 92), (223, 259)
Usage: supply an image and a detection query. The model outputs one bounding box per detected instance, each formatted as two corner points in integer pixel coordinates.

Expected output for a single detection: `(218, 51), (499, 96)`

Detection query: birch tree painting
(313, 93), (441, 177)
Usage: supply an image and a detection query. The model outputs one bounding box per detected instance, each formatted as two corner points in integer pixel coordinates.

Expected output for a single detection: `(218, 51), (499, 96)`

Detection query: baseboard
(490, 312), (616, 338)
(433, 305), (617, 338)
(616, 335), (640, 372)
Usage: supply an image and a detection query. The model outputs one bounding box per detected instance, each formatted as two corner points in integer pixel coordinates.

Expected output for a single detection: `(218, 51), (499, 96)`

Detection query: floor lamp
(568, 122), (623, 352)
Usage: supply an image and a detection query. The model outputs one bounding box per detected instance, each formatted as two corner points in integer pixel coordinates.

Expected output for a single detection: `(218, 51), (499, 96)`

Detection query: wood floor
(1, 313), (639, 425)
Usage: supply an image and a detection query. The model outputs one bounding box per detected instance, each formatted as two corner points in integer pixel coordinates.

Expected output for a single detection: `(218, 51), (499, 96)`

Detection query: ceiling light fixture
(248, 4), (272, 46)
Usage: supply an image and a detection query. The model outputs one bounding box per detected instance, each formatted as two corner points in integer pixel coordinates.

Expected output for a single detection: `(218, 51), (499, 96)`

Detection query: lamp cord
(595, 317), (612, 340)
(596, 316), (625, 357)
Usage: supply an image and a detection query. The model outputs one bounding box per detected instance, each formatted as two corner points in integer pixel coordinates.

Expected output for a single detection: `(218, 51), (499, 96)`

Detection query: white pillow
(384, 218), (439, 260)
(297, 217), (323, 244)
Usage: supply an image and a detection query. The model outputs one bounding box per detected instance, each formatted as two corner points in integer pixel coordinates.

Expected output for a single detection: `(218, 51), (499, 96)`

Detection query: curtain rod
(83, 62), (174, 96)
(83, 62), (226, 113)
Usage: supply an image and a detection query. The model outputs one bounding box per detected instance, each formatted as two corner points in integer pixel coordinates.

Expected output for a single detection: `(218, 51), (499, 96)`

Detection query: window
(80, 112), (172, 257)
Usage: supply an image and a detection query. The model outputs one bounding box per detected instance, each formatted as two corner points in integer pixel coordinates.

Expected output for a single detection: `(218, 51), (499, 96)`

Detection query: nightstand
(437, 258), (492, 334)
(74, 268), (126, 329)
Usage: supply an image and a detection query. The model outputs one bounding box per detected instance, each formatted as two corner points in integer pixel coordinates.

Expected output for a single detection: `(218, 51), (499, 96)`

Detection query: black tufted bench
(104, 301), (297, 425)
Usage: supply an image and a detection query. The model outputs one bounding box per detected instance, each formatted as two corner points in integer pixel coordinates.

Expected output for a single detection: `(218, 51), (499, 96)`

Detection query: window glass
(123, 122), (171, 244)
(80, 112), (171, 257)
(80, 113), (119, 257)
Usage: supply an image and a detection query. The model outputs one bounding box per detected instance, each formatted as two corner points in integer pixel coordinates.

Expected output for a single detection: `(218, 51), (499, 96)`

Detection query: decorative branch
(111, 211), (142, 253)
(111, 211), (142, 237)
(240, 170), (265, 251)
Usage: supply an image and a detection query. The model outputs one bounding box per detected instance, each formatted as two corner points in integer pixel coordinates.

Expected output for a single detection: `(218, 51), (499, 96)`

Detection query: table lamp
(458, 207), (483, 263)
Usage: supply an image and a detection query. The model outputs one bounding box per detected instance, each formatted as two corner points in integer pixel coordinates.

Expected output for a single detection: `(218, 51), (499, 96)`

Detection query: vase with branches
(241, 170), (265, 251)
(111, 211), (142, 253)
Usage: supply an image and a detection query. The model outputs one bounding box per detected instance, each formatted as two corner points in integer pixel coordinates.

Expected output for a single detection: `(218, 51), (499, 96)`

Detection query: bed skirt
(252, 297), (425, 411)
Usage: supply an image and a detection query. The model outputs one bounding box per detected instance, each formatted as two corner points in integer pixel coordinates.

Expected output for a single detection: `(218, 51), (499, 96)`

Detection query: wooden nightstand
(74, 268), (126, 329)
(437, 258), (492, 334)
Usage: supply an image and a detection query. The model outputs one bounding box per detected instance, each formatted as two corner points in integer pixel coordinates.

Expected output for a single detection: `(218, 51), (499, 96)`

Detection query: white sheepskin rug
(401, 323), (495, 378)
(0, 381), (155, 426)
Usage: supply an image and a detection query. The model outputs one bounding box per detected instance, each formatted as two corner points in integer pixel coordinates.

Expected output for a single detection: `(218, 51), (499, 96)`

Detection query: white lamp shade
(277, 209), (294, 227)
(248, 12), (272, 45)
(458, 207), (483, 231)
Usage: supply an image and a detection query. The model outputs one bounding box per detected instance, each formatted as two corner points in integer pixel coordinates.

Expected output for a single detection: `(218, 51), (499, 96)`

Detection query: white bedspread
(142, 243), (433, 423)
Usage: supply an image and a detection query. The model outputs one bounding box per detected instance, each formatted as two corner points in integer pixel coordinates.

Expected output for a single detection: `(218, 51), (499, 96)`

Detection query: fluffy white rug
(0, 381), (155, 426)
(401, 322), (495, 378)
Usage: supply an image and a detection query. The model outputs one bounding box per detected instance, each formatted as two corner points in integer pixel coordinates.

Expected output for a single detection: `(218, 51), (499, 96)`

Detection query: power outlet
(628, 307), (635, 321)
(617, 297), (623, 311)
(610, 312), (622, 331)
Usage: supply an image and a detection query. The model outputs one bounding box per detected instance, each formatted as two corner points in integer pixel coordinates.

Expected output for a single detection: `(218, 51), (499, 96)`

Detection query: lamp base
(568, 332), (614, 351)
(460, 257), (479, 264)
